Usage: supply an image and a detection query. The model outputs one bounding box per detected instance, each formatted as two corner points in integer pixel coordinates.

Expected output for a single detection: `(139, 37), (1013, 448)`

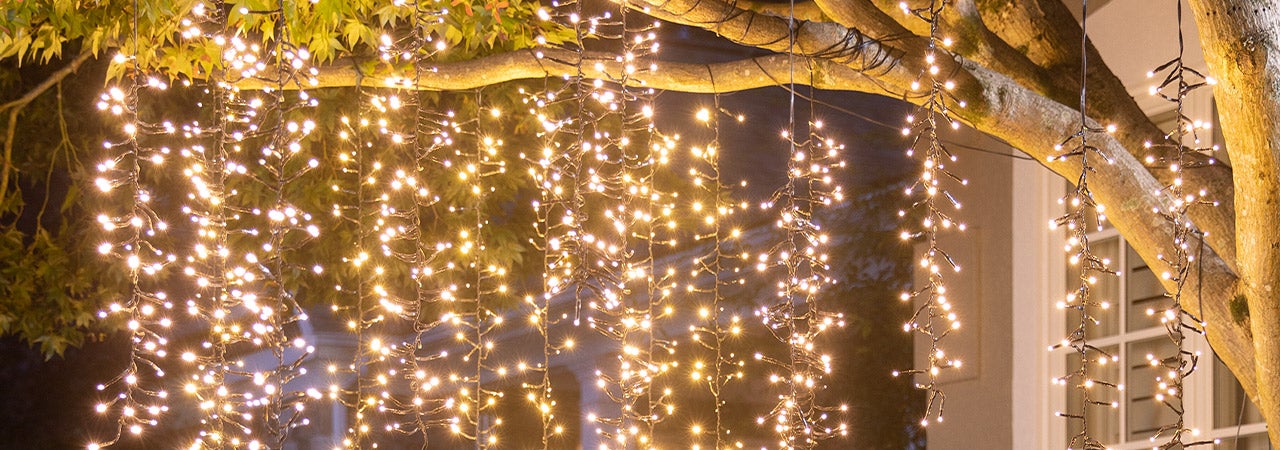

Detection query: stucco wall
(916, 129), (1016, 449)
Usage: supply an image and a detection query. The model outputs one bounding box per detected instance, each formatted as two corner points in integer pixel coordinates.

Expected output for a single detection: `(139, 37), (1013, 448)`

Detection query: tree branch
(231, 48), (882, 93)
(627, 0), (1258, 405)
(0, 48), (94, 203)
(729, 0), (831, 22)
(972, 0), (1239, 270)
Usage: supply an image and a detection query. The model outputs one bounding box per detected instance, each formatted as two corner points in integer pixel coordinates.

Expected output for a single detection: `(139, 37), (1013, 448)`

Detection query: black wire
(742, 55), (1033, 161)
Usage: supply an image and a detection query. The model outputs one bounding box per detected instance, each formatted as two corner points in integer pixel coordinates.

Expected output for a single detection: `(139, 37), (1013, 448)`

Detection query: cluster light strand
(185, 19), (236, 447)
(384, 8), (453, 442)
(685, 91), (749, 450)
(754, 3), (849, 446)
(581, 8), (674, 446)
(254, 1), (320, 443)
(523, 71), (575, 447)
(91, 4), (176, 445)
(1141, 0), (1220, 447)
(178, 3), (254, 446)
(462, 89), (507, 448)
(1047, 1), (1122, 447)
(892, 0), (968, 428)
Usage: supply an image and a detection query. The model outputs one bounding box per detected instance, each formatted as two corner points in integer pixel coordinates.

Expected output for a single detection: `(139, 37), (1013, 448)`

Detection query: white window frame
(1012, 128), (1267, 448)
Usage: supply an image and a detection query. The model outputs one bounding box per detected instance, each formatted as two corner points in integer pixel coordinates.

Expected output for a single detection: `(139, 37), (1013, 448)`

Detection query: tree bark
(1187, 0), (1280, 445)
(970, 0), (1241, 269)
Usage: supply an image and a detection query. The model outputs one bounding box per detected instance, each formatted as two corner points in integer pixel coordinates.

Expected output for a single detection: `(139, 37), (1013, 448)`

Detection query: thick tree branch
(973, 0), (1239, 270)
(630, 0), (1258, 406)
(231, 49), (881, 93)
(627, 0), (926, 80)
(1187, 0), (1280, 445)
(729, 0), (831, 22)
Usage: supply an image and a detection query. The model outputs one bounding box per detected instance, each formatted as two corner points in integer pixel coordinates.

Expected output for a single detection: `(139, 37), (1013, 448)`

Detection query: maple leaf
(450, 0), (475, 16)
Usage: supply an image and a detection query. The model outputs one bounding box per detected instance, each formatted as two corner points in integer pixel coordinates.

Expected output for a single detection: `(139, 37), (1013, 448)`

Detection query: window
(1057, 223), (1268, 449)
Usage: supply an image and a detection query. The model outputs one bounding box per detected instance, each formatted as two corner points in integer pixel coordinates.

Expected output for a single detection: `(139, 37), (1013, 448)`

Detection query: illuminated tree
(2, 0), (1279, 447)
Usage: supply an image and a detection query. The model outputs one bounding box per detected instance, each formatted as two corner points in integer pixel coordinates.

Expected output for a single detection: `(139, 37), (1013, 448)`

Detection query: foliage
(0, 0), (572, 79)
(0, 227), (119, 358)
(0, 0), (574, 357)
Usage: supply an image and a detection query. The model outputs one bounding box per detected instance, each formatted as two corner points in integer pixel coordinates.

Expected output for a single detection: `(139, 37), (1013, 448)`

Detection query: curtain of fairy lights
(93, 0), (324, 447)
(754, 3), (848, 447)
(893, 0), (967, 428)
(1143, 0), (1217, 446)
(1049, 1), (1120, 447)
(82, 0), (892, 448)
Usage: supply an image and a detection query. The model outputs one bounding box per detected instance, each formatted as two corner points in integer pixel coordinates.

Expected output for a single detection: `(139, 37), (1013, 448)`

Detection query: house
(922, 1), (1268, 448)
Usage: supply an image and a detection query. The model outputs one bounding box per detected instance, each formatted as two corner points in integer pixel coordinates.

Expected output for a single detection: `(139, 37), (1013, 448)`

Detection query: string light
(91, 3), (175, 446)
(1047, 2), (1122, 447)
(1140, 1), (1217, 447)
(751, 1), (850, 446)
(579, 8), (676, 446)
(892, 0), (967, 428)
(684, 89), (749, 449)
(80, 1), (902, 448)
(524, 69), (574, 447)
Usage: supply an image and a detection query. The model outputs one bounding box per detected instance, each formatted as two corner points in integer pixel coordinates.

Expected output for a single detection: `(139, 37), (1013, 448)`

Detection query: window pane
(1214, 356), (1264, 428)
(1065, 344), (1121, 446)
(1125, 337), (1180, 442)
(1125, 244), (1166, 332)
(1065, 237), (1121, 338)
(1215, 434), (1270, 450)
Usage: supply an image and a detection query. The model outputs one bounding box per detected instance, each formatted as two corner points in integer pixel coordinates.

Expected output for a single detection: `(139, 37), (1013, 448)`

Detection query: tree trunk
(1187, 0), (1280, 445)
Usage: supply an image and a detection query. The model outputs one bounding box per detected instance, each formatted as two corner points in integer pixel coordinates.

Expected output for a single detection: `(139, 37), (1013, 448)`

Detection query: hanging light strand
(1141, 0), (1219, 447)
(685, 85), (751, 449)
(524, 72), (576, 447)
(754, 2), (849, 447)
(1047, 1), (1122, 447)
(175, 2), (254, 446)
(251, 2), (321, 445)
(892, 0), (968, 429)
(91, 2), (178, 445)
(621, 7), (672, 446)
(379, 4), (453, 441)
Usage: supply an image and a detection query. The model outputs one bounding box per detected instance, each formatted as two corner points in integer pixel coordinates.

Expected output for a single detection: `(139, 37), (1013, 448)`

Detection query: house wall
(915, 129), (1016, 449)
